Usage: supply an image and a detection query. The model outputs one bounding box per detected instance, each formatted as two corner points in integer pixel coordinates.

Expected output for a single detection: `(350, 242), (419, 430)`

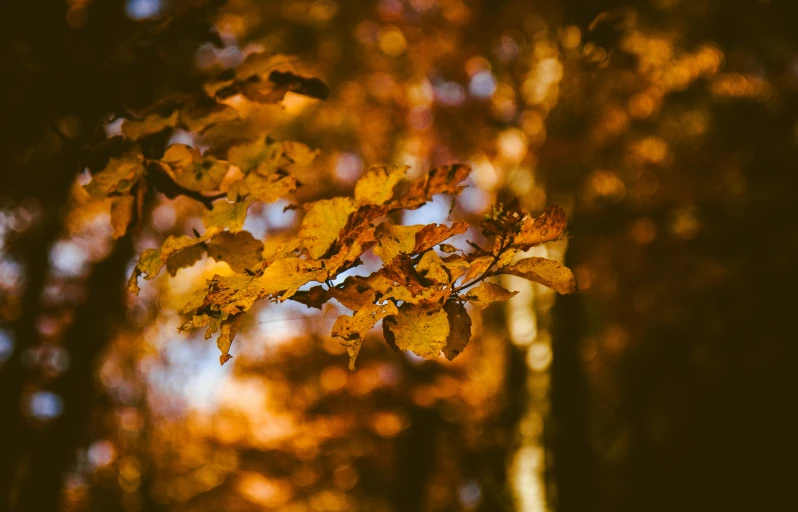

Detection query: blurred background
(2, 0), (797, 511)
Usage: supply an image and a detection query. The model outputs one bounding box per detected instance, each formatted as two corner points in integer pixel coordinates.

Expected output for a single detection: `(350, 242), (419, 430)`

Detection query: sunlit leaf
(298, 197), (357, 259)
(354, 165), (407, 205)
(161, 144), (229, 192)
(329, 276), (378, 311)
(500, 257), (578, 294)
(227, 170), (298, 203)
(373, 222), (424, 263)
(206, 231), (264, 272)
(206, 258), (328, 315)
(203, 198), (254, 233)
(464, 282), (518, 309)
(217, 314), (244, 365)
(512, 206), (568, 249)
(85, 153), (144, 198)
(383, 304), (449, 359)
(413, 221), (468, 253)
(416, 251), (450, 285)
(332, 302), (399, 370)
(394, 163), (471, 210)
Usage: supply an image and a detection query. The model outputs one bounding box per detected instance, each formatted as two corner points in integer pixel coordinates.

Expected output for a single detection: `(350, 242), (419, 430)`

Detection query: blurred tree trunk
(15, 237), (131, 511)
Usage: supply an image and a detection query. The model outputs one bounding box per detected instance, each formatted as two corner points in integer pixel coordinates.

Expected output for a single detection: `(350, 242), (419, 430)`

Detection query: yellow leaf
(161, 144), (229, 193)
(206, 231), (264, 273)
(512, 206), (568, 249)
(207, 258), (327, 315)
(110, 195), (135, 239)
(179, 102), (239, 133)
(217, 314), (244, 365)
(228, 170), (298, 204)
(332, 302), (399, 370)
(443, 302), (472, 361)
(128, 231), (217, 293)
(203, 198), (254, 233)
(373, 222), (423, 263)
(441, 254), (470, 282)
(462, 255), (494, 283)
(298, 197), (357, 259)
(416, 251), (449, 285)
(329, 276), (377, 311)
(413, 221), (468, 253)
(464, 282), (518, 310)
(85, 153), (144, 198)
(500, 257), (578, 295)
(228, 136), (283, 174)
(165, 245), (205, 276)
(354, 165), (407, 205)
(383, 304), (449, 359)
(122, 110), (179, 140)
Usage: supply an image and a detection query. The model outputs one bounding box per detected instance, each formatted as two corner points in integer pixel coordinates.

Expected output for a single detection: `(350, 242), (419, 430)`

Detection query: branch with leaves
(84, 52), (577, 369)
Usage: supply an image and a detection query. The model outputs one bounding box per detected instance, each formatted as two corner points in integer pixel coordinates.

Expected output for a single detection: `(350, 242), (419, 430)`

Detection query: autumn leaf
(203, 198), (254, 233)
(85, 152), (144, 198)
(206, 231), (264, 273)
(394, 163), (471, 210)
(160, 144), (229, 193)
(441, 254), (471, 282)
(464, 282), (518, 310)
(217, 314), (244, 365)
(110, 195), (135, 239)
(354, 165), (407, 205)
(416, 251), (450, 285)
(206, 258), (327, 315)
(298, 197), (357, 259)
(122, 110), (179, 140)
(332, 302), (399, 370)
(328, 276), (378, 311)
(413, 221), (468, 253)
(383, 304), (449, 359)
(512, 206), (568, 249)
(289, 285), (329, 310)
(500, 257), (578, 294)
(128, 230), (217, 293)
(373, 222), (424, 263)
(443, 301), (472, 361)
(228, 170), (298, 204)
(165, 245), (206, 276)
(462, 255), (494, 283)
(210, 53), (330, 103)
(179, 101), (239, 133)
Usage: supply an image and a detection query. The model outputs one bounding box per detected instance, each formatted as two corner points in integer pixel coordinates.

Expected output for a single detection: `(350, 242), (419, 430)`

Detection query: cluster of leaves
(85, 53), (576, 369)
(83, 52), (328, 240)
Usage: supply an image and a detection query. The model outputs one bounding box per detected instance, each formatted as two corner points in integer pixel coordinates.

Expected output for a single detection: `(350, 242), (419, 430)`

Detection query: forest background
(1, 0), (796, 511)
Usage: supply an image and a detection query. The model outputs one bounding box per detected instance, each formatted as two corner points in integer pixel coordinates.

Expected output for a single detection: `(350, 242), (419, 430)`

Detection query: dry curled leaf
(413, 221), (468, 253)
(443, 301), (472, 361)
(512, 206), (568, 249)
